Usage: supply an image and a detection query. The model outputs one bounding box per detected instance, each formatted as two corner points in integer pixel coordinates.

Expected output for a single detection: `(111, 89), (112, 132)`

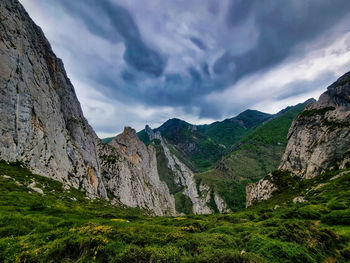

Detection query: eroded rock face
(101, 127), (176, 216)
(0, 0), (106, 198)
(145, 126), (230, 214)
(246, 71), (350, 206)
(246, 178), (277, 207)
(0, 0), (178, 216)
(279, 72), (350, 179)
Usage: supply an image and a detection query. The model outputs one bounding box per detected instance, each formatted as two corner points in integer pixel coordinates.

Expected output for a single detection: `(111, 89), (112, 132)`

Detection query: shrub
(297, 206), (322, 219)
(322, 210), (350, 225)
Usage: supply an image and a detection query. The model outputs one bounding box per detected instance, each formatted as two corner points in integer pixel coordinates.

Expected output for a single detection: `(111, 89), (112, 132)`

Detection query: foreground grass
(0, 161), (349, 262)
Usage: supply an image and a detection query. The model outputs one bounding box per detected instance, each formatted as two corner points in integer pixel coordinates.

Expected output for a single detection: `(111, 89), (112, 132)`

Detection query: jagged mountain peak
(317, 71), (350, 109)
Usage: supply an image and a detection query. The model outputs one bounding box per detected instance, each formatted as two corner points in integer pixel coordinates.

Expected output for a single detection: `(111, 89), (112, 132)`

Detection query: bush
(322, 210), (350, 225)
(246, 235), (315, 263)
(296, 206), (323, 220)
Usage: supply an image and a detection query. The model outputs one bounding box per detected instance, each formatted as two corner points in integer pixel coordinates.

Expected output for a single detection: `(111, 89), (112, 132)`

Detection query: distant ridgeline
(136, 100), (313, 211)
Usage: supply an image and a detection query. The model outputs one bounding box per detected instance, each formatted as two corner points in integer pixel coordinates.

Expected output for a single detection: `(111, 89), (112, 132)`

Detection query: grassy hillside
(195, 102), (308, 211)
(199, 110), (271, 147)
(1, 161), (349, 262)
(138, 110), (271, 172)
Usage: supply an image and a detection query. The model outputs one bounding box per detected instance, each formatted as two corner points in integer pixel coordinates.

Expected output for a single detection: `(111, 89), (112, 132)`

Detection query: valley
(0, 0), (349, 262)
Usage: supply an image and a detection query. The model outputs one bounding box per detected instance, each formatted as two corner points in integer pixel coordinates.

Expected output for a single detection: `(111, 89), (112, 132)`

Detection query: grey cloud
(57, 0), (350, 118)
(276, 71), (337, 101)
(190, 36), (207, 50)
(59, 0), (165, 77)
(218, 0), (350, 79)
(20, 0), (350, 134)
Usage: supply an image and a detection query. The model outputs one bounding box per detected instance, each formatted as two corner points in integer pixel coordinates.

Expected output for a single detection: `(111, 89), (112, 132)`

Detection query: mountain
(1, 1), (350, 261)
(194, 101), (311, 210)
(247, 70), (350, 206)
(280, 72), (350, 178)
(138, 110), (272, 172)
(0, 0), (107, 198)
(0, 0), (187, 216)
(102, 137), (114, 144)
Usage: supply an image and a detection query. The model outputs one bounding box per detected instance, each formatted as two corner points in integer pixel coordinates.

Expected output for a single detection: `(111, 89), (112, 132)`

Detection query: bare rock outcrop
(0, 0), (106, 198)
(100, 127), (176, 216)
(246, 71), (350, 206)
(246, 177), (277, 207)
(280, 71), (350, 178)
(0, 0), (178, 216)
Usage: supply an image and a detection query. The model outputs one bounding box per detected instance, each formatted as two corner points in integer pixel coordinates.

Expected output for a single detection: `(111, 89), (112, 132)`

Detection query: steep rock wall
(246, 71), (350, 206)
(145, 126), (230, 214)
(0, 0), (106, 197)
(0, 0), (179, 216)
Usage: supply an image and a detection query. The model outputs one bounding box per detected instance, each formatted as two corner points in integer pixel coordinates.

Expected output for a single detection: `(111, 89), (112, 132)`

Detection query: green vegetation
(1, 161), (349, 262)
(137, 130), (150, 146)
(199, 110), (271, 147)
(299, 106), (335, 118)
(138, 111), (271, 172)
(174, 191), (193, 214)
(195, 103), (308, 211)
(152, 139), (193, 213)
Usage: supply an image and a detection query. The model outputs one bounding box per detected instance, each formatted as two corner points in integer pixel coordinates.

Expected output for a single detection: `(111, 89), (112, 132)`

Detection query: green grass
(0, 161), (349, 262)
(299, 106), (335, 118)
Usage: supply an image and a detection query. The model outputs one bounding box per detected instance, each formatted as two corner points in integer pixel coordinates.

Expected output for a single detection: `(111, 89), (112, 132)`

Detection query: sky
(19, 0), (350, 138)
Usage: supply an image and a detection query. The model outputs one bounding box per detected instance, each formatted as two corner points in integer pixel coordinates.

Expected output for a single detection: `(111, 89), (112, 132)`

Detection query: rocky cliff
(145, 126), (230, 214)
(100, 127), (176, 215)
(246, 71), (350, 206)
(279, 72), (350, 178)
(0, 0), (107, 198)
(0, 0), (181, 216)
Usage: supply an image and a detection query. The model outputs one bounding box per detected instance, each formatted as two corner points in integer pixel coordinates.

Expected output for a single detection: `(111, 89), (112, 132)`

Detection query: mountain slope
(0, 0), (107, 198)
(280, 72), (350, 178)
(195, 102), (310, 210)
(139, 110), (272, 172)
(199, 110), (272, 147)
(0, 0), (181, 216)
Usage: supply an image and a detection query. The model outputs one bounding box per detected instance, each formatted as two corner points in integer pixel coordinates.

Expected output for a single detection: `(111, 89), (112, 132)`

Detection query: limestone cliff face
(145, 126), (230, 214)
(0, 0), (179, 216)
(100, 127), (176, 216)
(246, 71), (350, 206)
(246, 176), (277, 207)
(279, 72), (350, 178)
(0, 0), (106, 198)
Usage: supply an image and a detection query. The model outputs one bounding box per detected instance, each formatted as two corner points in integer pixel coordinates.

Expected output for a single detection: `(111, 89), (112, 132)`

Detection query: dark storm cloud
(55, 0), (350, 119)
(190, 36), (207, 50)
(59, 0), (165, 77)
(21, 0), (350, 130)
(219, 0), (350, 80)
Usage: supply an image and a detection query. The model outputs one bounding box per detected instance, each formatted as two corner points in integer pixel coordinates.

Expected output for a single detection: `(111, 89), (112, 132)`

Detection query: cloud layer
(19, 0), (350, 136)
